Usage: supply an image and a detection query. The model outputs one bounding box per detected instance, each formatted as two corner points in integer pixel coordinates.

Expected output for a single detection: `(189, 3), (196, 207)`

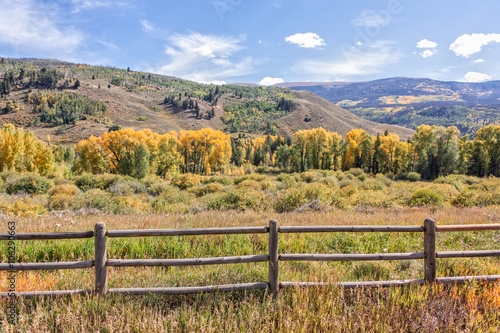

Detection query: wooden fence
(1, 219), (500, 298)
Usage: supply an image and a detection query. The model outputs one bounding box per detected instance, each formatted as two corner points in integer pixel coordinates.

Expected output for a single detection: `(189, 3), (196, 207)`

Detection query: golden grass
(1, 207), (500, 331)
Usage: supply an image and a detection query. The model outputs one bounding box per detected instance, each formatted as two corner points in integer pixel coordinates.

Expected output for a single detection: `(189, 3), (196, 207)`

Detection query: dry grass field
(1, 206), (500, 332)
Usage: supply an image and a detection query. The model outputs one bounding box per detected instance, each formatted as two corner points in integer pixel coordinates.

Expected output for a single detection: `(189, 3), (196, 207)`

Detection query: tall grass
(1, 207), (500, 331)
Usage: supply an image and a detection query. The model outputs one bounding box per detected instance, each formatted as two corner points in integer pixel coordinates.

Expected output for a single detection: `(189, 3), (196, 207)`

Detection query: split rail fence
(1, 219), (500, 298)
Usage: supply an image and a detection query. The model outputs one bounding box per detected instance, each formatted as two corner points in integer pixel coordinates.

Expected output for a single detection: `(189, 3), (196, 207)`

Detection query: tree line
(1, 124), (499, 179)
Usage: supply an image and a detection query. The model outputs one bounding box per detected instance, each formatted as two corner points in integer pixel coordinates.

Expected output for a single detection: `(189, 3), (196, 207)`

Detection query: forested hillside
(0, 58), (412, 143)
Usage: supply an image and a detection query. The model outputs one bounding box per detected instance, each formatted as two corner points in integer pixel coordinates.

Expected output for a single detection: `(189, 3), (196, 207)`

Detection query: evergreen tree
(119, 151), (133, 177)
(134, 144), (150, 179)
(195, 102), (200, 118)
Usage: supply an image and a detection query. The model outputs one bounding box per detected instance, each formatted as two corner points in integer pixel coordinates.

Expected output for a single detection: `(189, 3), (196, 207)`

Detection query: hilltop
(278, 77), (500, 137)
(0, 58), (413, 144)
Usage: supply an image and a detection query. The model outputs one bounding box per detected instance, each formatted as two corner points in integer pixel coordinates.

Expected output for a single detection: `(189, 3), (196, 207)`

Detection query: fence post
(94, 222), (108, 294)
(269, 219), (279, 295)
(424, 218), (436, 283)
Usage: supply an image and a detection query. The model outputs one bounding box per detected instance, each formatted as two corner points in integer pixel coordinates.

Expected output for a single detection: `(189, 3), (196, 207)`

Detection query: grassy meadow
(1, 171), (500, 331)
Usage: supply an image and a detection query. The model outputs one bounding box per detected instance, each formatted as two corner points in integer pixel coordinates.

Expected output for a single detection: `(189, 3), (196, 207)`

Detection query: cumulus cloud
(463, 71), (492, 82)
(285, 33), (326, 49)
(351, 9), (391, 28)
(0, 0), (84, 56)
(419, 49), (437, 58)
(292, 41), (402, 81)
(259, 77), (285, 86)
(416, 39), (438, 49)
(473, 58), (485, 63)
(156, 32), (253, 83)
(450, 33), (500, 58)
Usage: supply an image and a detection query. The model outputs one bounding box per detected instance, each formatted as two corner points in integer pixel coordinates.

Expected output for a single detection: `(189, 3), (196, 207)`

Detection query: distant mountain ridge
(277, 77), (500, 136)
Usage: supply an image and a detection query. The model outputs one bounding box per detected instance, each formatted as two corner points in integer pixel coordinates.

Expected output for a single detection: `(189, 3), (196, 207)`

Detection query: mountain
(0, 58), (413, 143)
(278, 77), (500, 137)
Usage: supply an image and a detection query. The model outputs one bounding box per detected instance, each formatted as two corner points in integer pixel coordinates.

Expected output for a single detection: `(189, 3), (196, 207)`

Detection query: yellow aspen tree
(379, 134), (400, 173)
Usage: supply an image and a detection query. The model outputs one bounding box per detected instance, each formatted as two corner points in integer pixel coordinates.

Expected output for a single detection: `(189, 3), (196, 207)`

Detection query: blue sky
(1, 0), (499, 85)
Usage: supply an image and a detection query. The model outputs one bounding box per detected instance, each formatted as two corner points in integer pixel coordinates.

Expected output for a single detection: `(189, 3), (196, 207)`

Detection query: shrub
(146, 181), (171, 196)
(276, 173), (292, 182)
(360, 178), (386, 191)
(6, 174), (52, 194)
(171, 173), (200, 189)
(0, 171), (20, 182)
(234, 174), (267, 185)
(74, 173), (98, 191)
(300, 171), (322, 183)
(347, 168), (364, 177)
(151, 189), (194, 212)
(53, 178), (73, 186)
(320, 176), (339, 187)
(48, 184), (81, 197)
(237, 180), (261, 191)
(0, 196), (49, 217)
(189, 183), (224, 197)
(206, 189), (265, 211)
(274, 188), (306, 212)
(357, 174), (367, 182)
(72, 189), (147, 214)
(204, 176), (233, 186)
(96, 174), (123, 190)
(409, 189), (443, 206)
(107, 179), (147, 196)
(451, 190), (477, 207)
(406, 172), (421, 182)
(48, 193), (75, 211)
(255, 166), (267, 174)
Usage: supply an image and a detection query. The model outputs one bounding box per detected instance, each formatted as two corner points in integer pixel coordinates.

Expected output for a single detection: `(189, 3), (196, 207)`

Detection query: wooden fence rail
(1, 219), (500, 298)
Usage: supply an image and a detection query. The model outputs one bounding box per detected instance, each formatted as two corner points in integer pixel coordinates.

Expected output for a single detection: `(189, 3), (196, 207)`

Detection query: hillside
(279, 77), (500, 137)
(278, 90), (414, 139)
(0, 58), (413, 143)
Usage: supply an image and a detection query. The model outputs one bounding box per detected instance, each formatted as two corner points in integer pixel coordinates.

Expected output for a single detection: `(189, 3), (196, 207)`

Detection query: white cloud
(351, 9), (391, 28)
(0, 0), (84, 56)
(473, 58), (484, 63)
(463, 71), (492, 82)
(204, 80), (227, 85)
(156, 32), (253, 83)
(292, 41), (402, 81)
(450, 33), (500, 58)
(416, 39), (438, 49)
(419, 49), (437, 58)
(70, 0), (130, 12)
(285, 33), (326, 49)
(259, 77), (285, 86)
(140, 19), (154, 32)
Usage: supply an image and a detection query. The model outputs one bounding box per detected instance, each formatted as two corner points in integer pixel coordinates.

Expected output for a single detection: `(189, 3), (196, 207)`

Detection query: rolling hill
(278, 77), (500, 137)
(0, 58), (413, 143)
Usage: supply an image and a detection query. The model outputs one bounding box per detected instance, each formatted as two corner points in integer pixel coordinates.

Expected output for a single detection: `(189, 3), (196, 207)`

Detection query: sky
(0, 0), (500, 85)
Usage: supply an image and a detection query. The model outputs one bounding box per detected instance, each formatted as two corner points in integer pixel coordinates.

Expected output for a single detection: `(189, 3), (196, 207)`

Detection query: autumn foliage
(0, 124), (54, 175)
(74, 128), (231, 178)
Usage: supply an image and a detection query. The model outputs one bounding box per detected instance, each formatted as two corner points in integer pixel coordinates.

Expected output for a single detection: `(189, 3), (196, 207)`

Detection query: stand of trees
(2, 123), (499, 180)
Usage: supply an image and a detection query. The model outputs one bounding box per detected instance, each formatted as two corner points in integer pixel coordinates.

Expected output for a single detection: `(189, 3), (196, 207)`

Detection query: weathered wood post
(424, 218), (436, 283)
(94, 222), (108, 294)
(269, 219), (279, 295)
